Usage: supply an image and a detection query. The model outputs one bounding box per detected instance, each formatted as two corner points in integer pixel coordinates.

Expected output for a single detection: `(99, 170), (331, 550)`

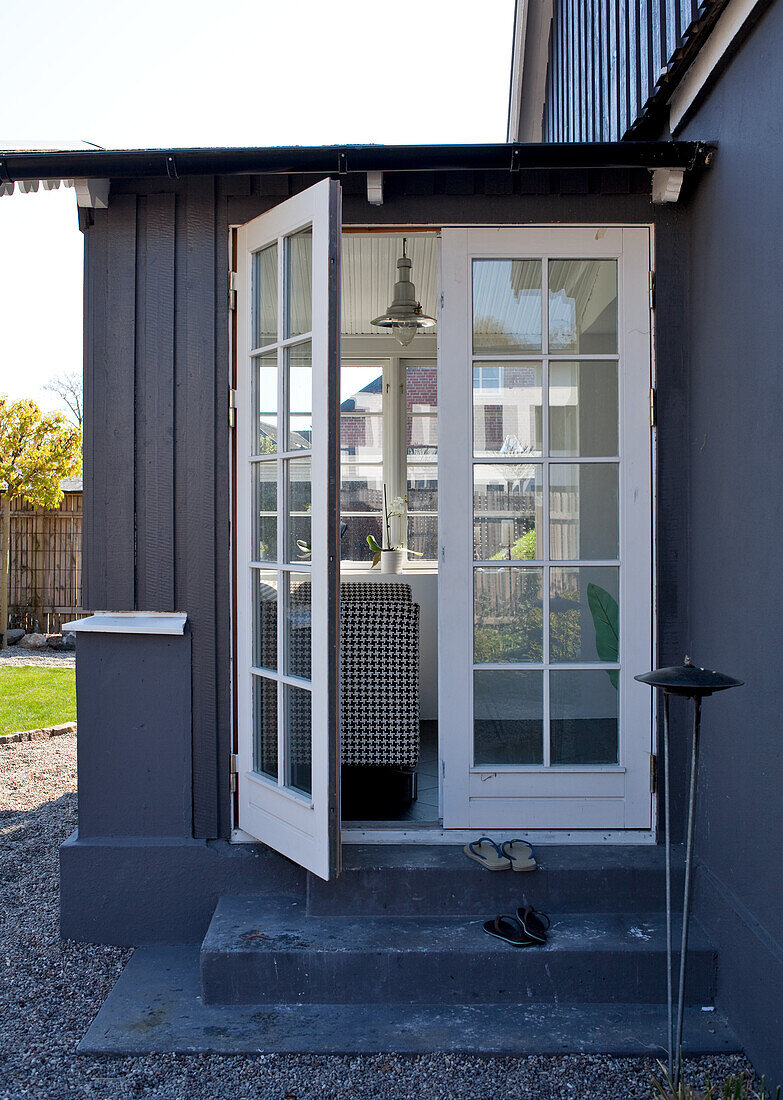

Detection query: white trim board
(669, 0), (766, 133)
(342, 827), (655, 845)
(62, 612), (187, 635)
(507, 0), (555, 142)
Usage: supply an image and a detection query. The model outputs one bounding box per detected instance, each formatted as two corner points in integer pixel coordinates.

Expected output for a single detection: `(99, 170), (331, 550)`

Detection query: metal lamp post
(635, 657), (743, 1087)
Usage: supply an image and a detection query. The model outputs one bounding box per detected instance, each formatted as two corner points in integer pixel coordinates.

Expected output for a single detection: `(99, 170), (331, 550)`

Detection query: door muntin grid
(249, 226), (315, 799)
(470, 257), (621, 771)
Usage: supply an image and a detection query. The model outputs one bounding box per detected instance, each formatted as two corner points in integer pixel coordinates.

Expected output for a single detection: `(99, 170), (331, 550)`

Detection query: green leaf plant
(587, 581), (619, 689)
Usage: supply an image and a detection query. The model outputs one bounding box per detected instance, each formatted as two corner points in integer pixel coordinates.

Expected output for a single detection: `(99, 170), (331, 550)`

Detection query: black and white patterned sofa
(340, 581), (420, 769)
(256, 580), (420, 775)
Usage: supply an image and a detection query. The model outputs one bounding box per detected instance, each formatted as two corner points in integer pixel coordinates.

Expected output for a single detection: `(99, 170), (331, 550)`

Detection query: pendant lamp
(371, 238), (436, 347)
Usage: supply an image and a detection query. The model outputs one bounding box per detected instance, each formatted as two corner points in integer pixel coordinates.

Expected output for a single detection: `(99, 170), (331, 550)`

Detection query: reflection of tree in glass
(474, 570), (543, 663)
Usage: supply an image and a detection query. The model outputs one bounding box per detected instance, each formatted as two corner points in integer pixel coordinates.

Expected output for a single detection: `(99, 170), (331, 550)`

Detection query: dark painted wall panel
(76, 632), (192, 838)
(679, 2), (783, 1083)
(135, 192), (176, 612)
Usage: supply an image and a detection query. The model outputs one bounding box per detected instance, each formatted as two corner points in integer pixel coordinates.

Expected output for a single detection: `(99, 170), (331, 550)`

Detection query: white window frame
(439, 225), (654, 832)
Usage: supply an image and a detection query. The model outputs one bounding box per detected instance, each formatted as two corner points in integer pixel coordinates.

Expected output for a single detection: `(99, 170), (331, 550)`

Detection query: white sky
(0, 0), (514, 414)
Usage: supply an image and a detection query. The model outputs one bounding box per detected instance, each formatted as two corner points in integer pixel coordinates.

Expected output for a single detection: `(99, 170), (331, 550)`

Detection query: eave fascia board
(0, 141), (714, 183)
(510, 0), (555, 143)
(507, 0), (529, 143)
(668, 0), (768, 133)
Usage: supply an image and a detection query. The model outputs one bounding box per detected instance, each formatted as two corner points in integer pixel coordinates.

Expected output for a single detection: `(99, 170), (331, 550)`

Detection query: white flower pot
(380, 549), (406, 574)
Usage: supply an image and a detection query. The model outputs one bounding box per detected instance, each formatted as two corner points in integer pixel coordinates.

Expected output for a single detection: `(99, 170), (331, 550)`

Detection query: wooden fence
(7, 489), (87, 634)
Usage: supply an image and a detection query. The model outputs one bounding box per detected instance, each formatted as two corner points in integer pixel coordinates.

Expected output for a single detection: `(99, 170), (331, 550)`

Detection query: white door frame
(438, 225), (654, 832)
(235, 178), (341, 880)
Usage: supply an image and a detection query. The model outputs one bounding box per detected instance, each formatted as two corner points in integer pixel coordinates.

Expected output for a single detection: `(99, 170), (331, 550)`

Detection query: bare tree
(43, 371), (83, 428)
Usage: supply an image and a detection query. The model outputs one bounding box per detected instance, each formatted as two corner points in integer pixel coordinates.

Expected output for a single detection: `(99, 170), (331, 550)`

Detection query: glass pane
(407, 515), (437, 561)
(253, 352), (277, 455)
(341, 362), (384, 414)
(341, 415), (383, 459)
(407, 464), (438, 512)
(550, 464), (618, 561)
(252, 243), (277, 348)
(286, 684), (312, 795)
(472, 259), (542, 354)
(474, 567), (543, 663)
(404, 360), (437, 414)
(407, 415), (438, 455)
(549, 260), (617, 353)
(473, 362), (542, 457)
(252, 674), (278, 779)
(287, 228), (312, 338)
(474, 670), (543, 765)
(550, 567), (620, 663)
(341, 462), (383, 514)
(253, 462), (277, 562)
(288, 341), (312, 449)
(340, 514), (383, 562)
(473, 463), (541, 561)
(287, 456), (312, 563)
(549, 361), (618, 457)
(252, 570), (278, 671)
(550, 669), (618, 764)
(286, 572), (312, 680)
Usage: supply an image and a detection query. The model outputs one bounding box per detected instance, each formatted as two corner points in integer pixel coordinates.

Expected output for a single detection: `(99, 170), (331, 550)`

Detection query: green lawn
(0, 667), (76, 736)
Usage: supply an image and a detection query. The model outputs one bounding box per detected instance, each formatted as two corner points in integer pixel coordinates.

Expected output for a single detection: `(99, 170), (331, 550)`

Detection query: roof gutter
(0, 141), (714, 184)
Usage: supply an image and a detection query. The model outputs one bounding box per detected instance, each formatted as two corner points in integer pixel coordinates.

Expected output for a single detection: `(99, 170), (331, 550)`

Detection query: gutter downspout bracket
(651, 167), (685, 203)
(73, 178), (111, 209)
(366, 170), (383, 205)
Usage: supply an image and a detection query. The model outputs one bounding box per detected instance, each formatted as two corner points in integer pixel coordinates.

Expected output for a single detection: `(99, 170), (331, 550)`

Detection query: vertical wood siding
(82, 178), (226, 837)
(543, 0), (712, 140)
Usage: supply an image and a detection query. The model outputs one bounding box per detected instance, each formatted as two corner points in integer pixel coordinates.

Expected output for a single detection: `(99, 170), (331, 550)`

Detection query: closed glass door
(440, 227), (653, 831)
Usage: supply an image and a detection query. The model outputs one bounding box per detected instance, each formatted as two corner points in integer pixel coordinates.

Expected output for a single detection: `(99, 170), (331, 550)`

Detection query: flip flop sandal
(463, 836), (512, 871)
(483, 915), (538, 947)
(516, 906), (551, 943)
(500, 839), (537, 872)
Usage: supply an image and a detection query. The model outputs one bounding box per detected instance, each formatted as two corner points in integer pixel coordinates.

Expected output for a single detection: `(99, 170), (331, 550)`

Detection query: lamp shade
(371, 240), (436, 346)
(635, 657), (743, 697)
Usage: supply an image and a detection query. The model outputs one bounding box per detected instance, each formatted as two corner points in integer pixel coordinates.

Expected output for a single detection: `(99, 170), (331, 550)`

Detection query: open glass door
(439, 227), (652, 831)
(235, 178), (341, 879)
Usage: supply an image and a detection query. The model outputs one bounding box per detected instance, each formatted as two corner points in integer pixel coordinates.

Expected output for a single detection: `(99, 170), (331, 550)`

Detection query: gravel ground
(0, 734), (755, 1100)
(0, 648), (75, 669)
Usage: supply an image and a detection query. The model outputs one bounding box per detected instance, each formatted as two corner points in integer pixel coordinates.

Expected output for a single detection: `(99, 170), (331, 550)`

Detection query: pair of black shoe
(483, 906), (551, 947)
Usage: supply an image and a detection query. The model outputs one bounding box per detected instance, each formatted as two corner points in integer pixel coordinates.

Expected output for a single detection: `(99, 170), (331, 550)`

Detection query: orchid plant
(366, 486), (423, 569)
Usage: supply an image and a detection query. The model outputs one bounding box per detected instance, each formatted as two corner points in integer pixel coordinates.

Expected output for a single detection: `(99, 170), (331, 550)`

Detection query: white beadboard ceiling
(341, 235), (438, 335)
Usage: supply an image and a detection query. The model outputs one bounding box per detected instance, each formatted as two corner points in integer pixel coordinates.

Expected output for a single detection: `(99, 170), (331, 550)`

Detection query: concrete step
(307, 844), (685, 916)
(81, 946), (739, 1056)
(200, 895), (716, 1008)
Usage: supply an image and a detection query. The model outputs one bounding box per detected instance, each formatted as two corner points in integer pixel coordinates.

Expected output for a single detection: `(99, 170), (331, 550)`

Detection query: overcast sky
(0, 0), (514, 416)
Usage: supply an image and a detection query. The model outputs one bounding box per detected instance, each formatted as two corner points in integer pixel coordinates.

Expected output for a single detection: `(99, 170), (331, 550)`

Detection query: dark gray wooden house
(1, 0), (780, 1076)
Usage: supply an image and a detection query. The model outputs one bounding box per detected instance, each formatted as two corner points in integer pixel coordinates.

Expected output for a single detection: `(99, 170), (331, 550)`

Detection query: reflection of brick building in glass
(340, 362), (438, 562)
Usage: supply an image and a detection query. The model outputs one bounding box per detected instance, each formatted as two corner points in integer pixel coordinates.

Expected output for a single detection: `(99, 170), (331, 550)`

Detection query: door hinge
(649, 387), (657, 429)
(228, 270), (238, 311)
(650, 753), (658, 794)
(229, 388), (237, 429)
(230, 753), (238, 794)
(648, 270), (656, 310)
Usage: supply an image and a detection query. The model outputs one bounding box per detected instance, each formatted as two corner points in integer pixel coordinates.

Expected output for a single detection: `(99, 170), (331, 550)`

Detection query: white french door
(439, 227), (653, 830)
(235, 179), (342, 879)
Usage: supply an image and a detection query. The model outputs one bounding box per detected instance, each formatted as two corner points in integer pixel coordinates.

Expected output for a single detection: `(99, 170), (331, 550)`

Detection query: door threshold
(341, 826), (656, 844)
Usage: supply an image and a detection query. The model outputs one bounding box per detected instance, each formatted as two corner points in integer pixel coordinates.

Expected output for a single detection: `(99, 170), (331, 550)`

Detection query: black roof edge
(0, 141), (714, 183)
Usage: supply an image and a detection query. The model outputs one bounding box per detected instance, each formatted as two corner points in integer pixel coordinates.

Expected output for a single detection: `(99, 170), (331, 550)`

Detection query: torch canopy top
(635, 657), (744, 697)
